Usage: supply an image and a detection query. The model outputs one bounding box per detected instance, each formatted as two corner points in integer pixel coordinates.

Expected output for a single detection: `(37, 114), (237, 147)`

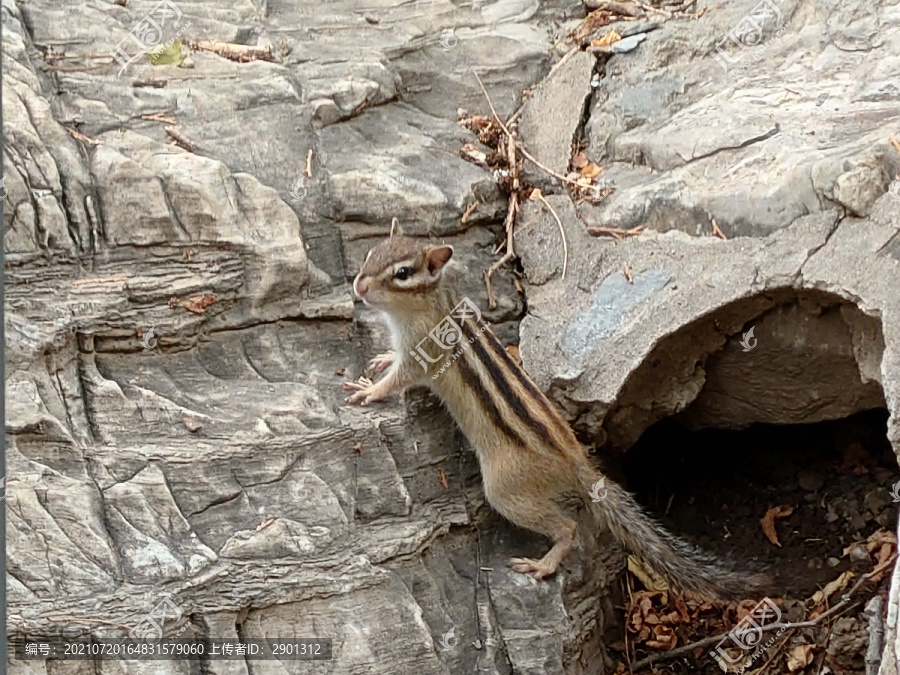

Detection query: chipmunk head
(353, 237), (454, 314)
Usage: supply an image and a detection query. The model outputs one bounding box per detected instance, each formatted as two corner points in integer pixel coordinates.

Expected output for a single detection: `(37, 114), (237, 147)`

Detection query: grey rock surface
(4, 0), (900, 673)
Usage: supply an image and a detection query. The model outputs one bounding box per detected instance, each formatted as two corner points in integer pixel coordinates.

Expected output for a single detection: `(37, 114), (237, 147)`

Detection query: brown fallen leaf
(760, 505), (794, 547)
(786, 644), (815, 671)
(810, 570), (854, 607)
(459, 143), (489, 168)
(628, 555), (670, 601)
(646, 623), (676, 650)
(181, 294), (217, 315)
(580, 163), (603, 179)
(865, 527), (898, 554)
(591, 29), (623, 47)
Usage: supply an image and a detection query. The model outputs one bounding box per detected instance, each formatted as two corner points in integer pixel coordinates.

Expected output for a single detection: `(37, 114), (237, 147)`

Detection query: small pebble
(827, 557), (841, 568)
(848, 543), (870, 563)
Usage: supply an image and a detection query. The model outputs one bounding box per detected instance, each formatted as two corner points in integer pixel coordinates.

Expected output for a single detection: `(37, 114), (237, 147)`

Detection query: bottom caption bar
(14, 639), (333, 660)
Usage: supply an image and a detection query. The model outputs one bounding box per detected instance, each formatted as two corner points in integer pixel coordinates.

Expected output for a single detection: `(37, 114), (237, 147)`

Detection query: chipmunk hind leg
(486, 485), (577, 580)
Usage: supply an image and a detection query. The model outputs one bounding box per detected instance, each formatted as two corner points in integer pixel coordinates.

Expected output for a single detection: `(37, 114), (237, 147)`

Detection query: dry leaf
(865, 527), (898, 554)
(572, 152), (589, 169)
(810, 570), (854, 606)
(875, 542), (894, 567)
(628, 555), (669, 602)
(760, 505), (794, 547)
(148, 40), (184, 66)
(182, 294), (217, 315)
(580, 163), (603, 179)
(591, 30), (622, 47)
(786, 644), (815, 671)
(646, 623), (676, 650)
(891, 134), (900, 153)
(529, 187), (544, 201)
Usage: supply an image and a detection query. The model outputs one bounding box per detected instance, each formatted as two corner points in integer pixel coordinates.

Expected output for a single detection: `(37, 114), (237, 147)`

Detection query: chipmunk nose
(354, 277), (369, 297)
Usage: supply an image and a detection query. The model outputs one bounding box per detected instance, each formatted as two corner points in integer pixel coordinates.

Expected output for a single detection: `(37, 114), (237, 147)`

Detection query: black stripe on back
(478, 322), (574, 442)
(461, 321), (567, 456)
(454, 350), (524, 447)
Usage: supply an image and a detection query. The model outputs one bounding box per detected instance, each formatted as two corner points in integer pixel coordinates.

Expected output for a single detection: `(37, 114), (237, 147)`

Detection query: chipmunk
(344, 236), (764, 599)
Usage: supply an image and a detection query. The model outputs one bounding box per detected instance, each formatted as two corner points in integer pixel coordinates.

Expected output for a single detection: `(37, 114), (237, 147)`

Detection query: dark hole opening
(620, 408), (896, 596)
(596, 409), (897, 673)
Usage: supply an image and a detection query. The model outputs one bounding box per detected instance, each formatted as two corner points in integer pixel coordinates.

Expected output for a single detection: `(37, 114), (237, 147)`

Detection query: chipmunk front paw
(367, 351), (395, 374)
(508, 557), (557, 581)
(343, 377), (379, 405)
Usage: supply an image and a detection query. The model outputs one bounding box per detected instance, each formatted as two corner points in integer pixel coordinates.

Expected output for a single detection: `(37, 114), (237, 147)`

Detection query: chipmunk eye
(393, 267), (414, 281)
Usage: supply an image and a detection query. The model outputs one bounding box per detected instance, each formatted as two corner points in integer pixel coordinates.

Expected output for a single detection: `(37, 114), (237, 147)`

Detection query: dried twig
(587, 225), (644, 240)
(484, 193), (519, 309)
(472, 70), (524, 308)
(471, 70), (513, 138)
(757, 628), (794, 674)
(635, 1), (673, 17)
(141, 112), (177, 124)
(165, 126), (196, 152)
(519, 146), (587, 190)
(711, 217), (727, 240)
(133, 79), (168, 88)
(65, 127), (103, 146)
(305, 149), (313, 178)
(531, 190), (568, 280)
(186, 40), (273, 62)
(461, 201), (479, 224)
(631, 557), (895, 672)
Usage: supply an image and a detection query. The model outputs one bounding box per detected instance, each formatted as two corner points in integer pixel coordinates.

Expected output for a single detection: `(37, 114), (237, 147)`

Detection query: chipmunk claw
(367, 351), (395, 374)
(508, 557), (556, 581)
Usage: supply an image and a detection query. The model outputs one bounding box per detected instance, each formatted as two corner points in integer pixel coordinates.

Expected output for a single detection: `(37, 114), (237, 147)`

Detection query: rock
(518, 50), (596, 192)
(826, 617), (868, 670)
(6, 0), (900, 672)
(864, 488), (894, 517)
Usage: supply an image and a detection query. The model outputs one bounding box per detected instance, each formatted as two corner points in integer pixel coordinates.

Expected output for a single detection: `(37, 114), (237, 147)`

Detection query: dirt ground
(603, 408), (897, 674)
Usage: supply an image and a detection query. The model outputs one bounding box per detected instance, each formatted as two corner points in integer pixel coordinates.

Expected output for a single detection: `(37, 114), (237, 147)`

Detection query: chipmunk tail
(581, 467), (770, 601)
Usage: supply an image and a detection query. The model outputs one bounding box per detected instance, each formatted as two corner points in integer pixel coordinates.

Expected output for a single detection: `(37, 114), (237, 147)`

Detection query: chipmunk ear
(425, 245), (454, 275)
(390, 217), (403, 238)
